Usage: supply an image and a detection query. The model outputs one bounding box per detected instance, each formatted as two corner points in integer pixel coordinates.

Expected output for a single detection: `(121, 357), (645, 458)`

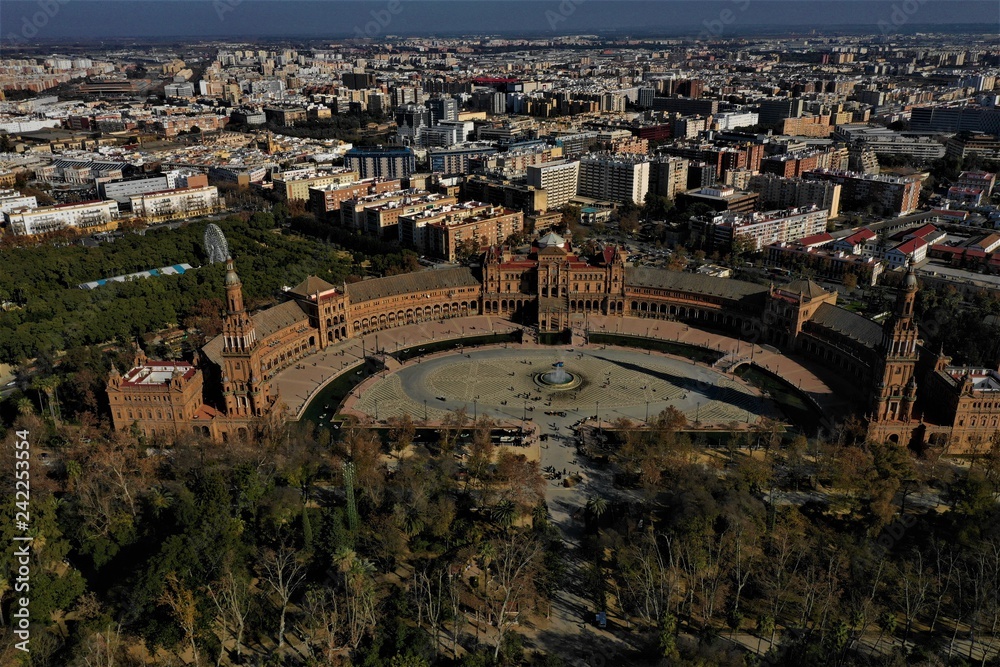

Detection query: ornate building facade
(107, 241), (1000, 453)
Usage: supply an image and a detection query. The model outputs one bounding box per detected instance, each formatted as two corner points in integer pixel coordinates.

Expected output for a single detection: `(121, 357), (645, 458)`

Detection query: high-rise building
(342, 71), (375, 90)
(649, 156), (689, 200)
(910, 105), (1000, 134)
(345, 146), (416, 179)
(578, 154), (650, 204)
(428, 145), (498, 174)
(748, 173), (842, 218)
(427, 96), (459, 123)
(758, 98), (804, 127)
(527, 160), (580, 210)
(803, 170), (921, 216)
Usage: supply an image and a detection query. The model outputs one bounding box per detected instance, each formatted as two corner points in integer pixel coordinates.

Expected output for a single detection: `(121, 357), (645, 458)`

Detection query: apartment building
(648, 156), (689, 200)
(956, 170), (996, 195)
(364, 193), (460, 239)
(344, 146), (416, 179)
(463, 175), (548, 214)
(428, 145), (498, 175)
(4, 199), (120, 236)
(676, 186), (760, 214)
(398, 202), (524, 261)
(308, 178), (401, 220)
(526, 160), (580, 210)
(690, 206), (829, 251)
(803, 169), (921, 216)
(129, 186), (223, 223)
(748, 173), (842, 218)
(578, 154), (650, 204)
(0, 190), (38, 215)
(833, 124), (946, 160)
(273, 169), (358, 201)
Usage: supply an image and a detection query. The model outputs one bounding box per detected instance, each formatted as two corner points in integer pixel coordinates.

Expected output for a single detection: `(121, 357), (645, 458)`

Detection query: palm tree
(491, 500), (516, 529)
(401, 507), (425, 537)
(586, 495), (608, 520)
(333, 546), (358, 574)
(15, 397), (33, 416)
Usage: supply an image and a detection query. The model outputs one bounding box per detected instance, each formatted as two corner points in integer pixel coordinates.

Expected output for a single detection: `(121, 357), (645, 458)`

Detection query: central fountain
(534, 361), (583, 390)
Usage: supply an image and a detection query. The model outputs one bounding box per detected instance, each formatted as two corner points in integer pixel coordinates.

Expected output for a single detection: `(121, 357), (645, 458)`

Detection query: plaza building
(109, 242), (1000, 454)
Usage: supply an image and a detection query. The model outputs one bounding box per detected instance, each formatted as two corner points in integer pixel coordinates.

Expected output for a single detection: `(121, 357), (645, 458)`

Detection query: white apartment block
(526, 160), (580, 210)
(5, 200), (119, 236)
(578, 154), (650, 204)
(0, 190), (38, 215)
(693, 206), (829, 251)
(129, 186), (222, 223)
(714, 111), (760, 131)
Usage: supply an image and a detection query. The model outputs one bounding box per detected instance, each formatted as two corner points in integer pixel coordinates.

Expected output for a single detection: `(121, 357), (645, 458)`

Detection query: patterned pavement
(351, 347), (769, 426)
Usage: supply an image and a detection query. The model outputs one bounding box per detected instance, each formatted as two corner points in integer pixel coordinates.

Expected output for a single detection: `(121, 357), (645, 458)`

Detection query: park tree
(259, 543), (307, 650)
(481, 531), (543, 661)
(388, 413), (416, 459)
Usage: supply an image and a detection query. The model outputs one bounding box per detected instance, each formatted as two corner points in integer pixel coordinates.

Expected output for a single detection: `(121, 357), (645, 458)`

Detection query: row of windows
(119, 409), (174, 420)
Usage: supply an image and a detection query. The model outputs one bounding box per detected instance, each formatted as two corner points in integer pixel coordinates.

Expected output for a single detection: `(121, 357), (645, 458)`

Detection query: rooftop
(121, 361), (196, 386)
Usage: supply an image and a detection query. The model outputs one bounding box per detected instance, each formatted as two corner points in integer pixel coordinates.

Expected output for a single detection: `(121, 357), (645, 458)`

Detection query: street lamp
(645, 400), (649, 423)
(424, 399), (428, 421)
(474, 399), (478, 421)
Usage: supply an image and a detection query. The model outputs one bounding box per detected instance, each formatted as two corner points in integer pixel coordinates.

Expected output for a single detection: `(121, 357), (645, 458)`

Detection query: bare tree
(160, 573), (200, 666)
(414, 564), (447, 658)
(259, 544), (307, 650)
(481, 531), (542, 660)
(298, 587), (344, 664)
(206, 565), (252, 665)
(76, 622), (126, 667)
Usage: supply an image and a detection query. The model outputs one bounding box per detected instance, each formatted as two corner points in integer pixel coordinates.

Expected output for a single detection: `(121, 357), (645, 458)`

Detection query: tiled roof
(288, 276), (338, 298)
(781, 279), (829, 299)
(797, 232), (833, 247)
(808, 302), (883, 349)
(625, 267), (768, 300)
(345, 267), (479, 303)
(202, 300), (310, 367)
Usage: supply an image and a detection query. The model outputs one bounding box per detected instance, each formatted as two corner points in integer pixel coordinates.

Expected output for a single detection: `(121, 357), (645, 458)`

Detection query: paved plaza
(349, 347), (771, 426)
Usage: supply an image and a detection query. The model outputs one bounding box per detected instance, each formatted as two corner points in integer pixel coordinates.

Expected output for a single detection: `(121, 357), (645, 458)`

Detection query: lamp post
(375, 400), (379, 421)
(646, 400), (650, 423)
(424, 399), (428, 421)
(474, 399), (478, 422)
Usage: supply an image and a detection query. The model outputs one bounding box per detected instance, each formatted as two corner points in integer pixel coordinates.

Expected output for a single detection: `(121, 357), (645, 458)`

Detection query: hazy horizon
(2, 0), (998, 43)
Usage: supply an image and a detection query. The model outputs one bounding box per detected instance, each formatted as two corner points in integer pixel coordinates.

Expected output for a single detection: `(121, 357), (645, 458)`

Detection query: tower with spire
(870, 260), (920, 425)
(220, 257), (272, 418)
